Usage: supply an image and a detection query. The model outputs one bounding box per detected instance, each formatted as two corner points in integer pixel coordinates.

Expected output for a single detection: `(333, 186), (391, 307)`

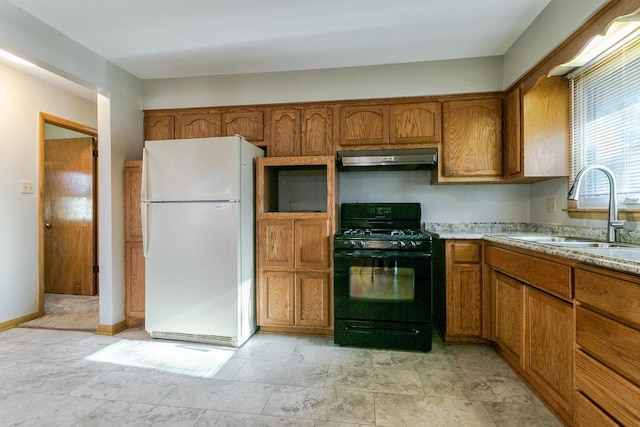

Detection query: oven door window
(349, 260), (414, 302)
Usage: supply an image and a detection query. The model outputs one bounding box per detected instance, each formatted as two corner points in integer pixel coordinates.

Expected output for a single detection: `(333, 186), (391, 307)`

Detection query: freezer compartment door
(145, 202), (246, 338)
(143, 136), (240, 202)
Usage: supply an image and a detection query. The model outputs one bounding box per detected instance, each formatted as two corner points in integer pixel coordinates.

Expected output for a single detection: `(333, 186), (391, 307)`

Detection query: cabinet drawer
(485, 245), (572, 300)
(575, 267), (640, 328)
(575, 349), (640, 426)
(450, 242), (480, 263)
(576, 305), (640, 386)
(574, 392), (618, 427)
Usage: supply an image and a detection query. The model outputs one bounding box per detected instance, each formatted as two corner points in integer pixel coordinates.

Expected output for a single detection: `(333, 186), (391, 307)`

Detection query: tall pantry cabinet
(124, 161), (145, 326)
(255, 156), (336, 335)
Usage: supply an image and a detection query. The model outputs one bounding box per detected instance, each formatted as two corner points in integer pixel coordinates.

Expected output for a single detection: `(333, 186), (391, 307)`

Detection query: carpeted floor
(19, 293), (98, 331)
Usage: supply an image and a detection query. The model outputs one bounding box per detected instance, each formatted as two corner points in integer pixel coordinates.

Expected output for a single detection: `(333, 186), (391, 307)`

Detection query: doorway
(36, 113), (98, 329)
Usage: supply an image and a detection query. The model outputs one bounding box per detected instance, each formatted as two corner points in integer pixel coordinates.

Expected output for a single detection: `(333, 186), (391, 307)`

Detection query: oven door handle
(334, 250), (431, 259)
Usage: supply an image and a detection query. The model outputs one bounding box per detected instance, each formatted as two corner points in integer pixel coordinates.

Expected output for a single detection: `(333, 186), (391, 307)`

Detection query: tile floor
(0, 327), (561, 426)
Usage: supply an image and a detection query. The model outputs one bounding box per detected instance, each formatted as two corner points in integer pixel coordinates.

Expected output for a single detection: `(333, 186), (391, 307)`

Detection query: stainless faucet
(567, 165), (625, 242)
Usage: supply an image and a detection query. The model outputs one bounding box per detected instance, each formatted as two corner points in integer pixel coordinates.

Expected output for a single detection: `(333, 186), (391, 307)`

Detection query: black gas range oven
(333, 203), (432, 352)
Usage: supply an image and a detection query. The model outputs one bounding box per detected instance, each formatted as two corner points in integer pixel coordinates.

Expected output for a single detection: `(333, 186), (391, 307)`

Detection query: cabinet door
(177, 112), (221, 139)
(124, 162), (142, 242)
(390, 102), (441, 144)
(125, 242), (145, 324)
(295, 219), (330, 269)
(295, 272), (331, 327)
(339, 105), (389, 145)
(504, 87), (522, 178)
(259, 219), (294, 268)
(301, 108), (333, 156)
(494, 272), (525, 369)
(259, 271), (294, 326)
(521, 76), (569, 178)
(271, 109), (301, 157)
(222, 110), (265, 143)
(441, 97), (502, 180)
(446, 241), (482, 338)
(144, 114), (174, 141)
(525, 287), (573, 419)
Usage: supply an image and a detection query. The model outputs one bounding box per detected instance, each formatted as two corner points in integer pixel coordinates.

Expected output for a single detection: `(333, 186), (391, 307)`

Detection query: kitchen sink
(505, 235), (640, 249)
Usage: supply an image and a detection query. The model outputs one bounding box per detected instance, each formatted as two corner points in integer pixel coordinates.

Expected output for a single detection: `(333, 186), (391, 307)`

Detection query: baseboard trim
(95, 320), (127, 336)
(0, 312), (40, 332)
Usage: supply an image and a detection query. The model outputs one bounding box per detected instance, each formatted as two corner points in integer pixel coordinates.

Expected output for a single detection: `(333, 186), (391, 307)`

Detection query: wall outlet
(290, 201), (297, 211)
(546, 197), (557, 213)
(20, 181), (34, 194)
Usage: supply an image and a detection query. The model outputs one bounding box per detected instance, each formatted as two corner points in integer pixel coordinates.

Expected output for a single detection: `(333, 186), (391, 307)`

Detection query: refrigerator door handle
(141, 147), (148, 202)
(142, 202), (149, 257)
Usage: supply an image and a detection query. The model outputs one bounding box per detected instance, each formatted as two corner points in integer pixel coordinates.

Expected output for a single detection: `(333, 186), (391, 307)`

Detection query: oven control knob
(410, 241), (417, 248)
(347, 241), (356, 248)
(397, 241), (406, 248)
(358, 240), (367, 248)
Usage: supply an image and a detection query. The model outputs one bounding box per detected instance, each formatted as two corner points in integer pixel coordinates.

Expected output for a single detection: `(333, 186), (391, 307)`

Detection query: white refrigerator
(141, 135), (264, 347)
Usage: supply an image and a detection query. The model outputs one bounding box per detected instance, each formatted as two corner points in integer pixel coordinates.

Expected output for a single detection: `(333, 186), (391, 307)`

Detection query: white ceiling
(7, 0), (553, 80)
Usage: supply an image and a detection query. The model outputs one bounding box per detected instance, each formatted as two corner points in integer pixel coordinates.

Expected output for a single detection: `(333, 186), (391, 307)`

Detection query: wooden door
(441, 97), (503, 179)
(339, 105), (389, 145)
(222, 110), (265, 143)
(44, 137), (96, 295)
(259, 219), (294, 268)
(144, 114), (174, 140)
(504, 87), (522, 178)
(295, 272), (330, 327)
(494, 271), (525, 368)
(301, 108), (332, 156)
(389, 102), (441, 144)
(446, 241), (482, 337)
(260, 271), (294, 326)
(271, 109), (301, 156)
(525, 287), (574, 421)
(295, 219), (329, 269)
(177, 111), (221, 139)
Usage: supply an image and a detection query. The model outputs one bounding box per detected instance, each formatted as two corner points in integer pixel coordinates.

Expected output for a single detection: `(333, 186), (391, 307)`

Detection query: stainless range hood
(337, 148), (438, 171)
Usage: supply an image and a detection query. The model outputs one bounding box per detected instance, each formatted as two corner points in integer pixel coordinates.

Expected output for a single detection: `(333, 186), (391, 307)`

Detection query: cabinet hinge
(93, 265), (99, 274)
(92, 149), (98, 158)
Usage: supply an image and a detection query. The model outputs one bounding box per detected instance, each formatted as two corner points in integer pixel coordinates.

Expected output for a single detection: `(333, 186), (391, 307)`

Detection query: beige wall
(0, 0), (143, 326)
(0, 62), (97, 324)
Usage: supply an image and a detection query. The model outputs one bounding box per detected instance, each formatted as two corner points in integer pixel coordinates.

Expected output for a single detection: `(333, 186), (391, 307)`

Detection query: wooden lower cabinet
(444, 240), (484, 341)
(124, 161), (145, 326)
(525, 286), (573, 422)
(486, 243), (575, 425)
(574, 264), (640, 426)
(125, 242), (145, 324)
(259, 270), (331, 331)
(493, 271), (525, 369)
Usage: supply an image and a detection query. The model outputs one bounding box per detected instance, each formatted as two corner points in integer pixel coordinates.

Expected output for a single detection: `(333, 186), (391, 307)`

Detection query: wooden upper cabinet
(438, 96), (503, 182)
(177, 111), (221, 139)
(301, 108), (332, 156)
(339, 102), (442, 147)
(222, 110), (265, 144)
(504, 76), (569, 182)
(271, 107), (333, 157)
(390, 102), (441, 144)
(144, 114), (174, 141)
(271, 109), (301, 157)
(340, 105), (389, 146)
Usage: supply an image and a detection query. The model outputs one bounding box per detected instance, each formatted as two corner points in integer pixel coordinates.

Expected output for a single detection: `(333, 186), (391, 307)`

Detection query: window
(570, 34), (640, 209)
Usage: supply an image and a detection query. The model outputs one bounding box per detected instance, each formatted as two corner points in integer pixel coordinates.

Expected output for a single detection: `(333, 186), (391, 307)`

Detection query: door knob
(44, 223), (52, 229)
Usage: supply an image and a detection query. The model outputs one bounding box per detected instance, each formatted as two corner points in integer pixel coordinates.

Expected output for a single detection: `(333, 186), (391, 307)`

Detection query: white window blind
(570, 34), (640, 208)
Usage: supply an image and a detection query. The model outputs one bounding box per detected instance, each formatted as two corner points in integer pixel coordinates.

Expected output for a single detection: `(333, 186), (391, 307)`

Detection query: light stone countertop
(425, 222), (640, 276)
